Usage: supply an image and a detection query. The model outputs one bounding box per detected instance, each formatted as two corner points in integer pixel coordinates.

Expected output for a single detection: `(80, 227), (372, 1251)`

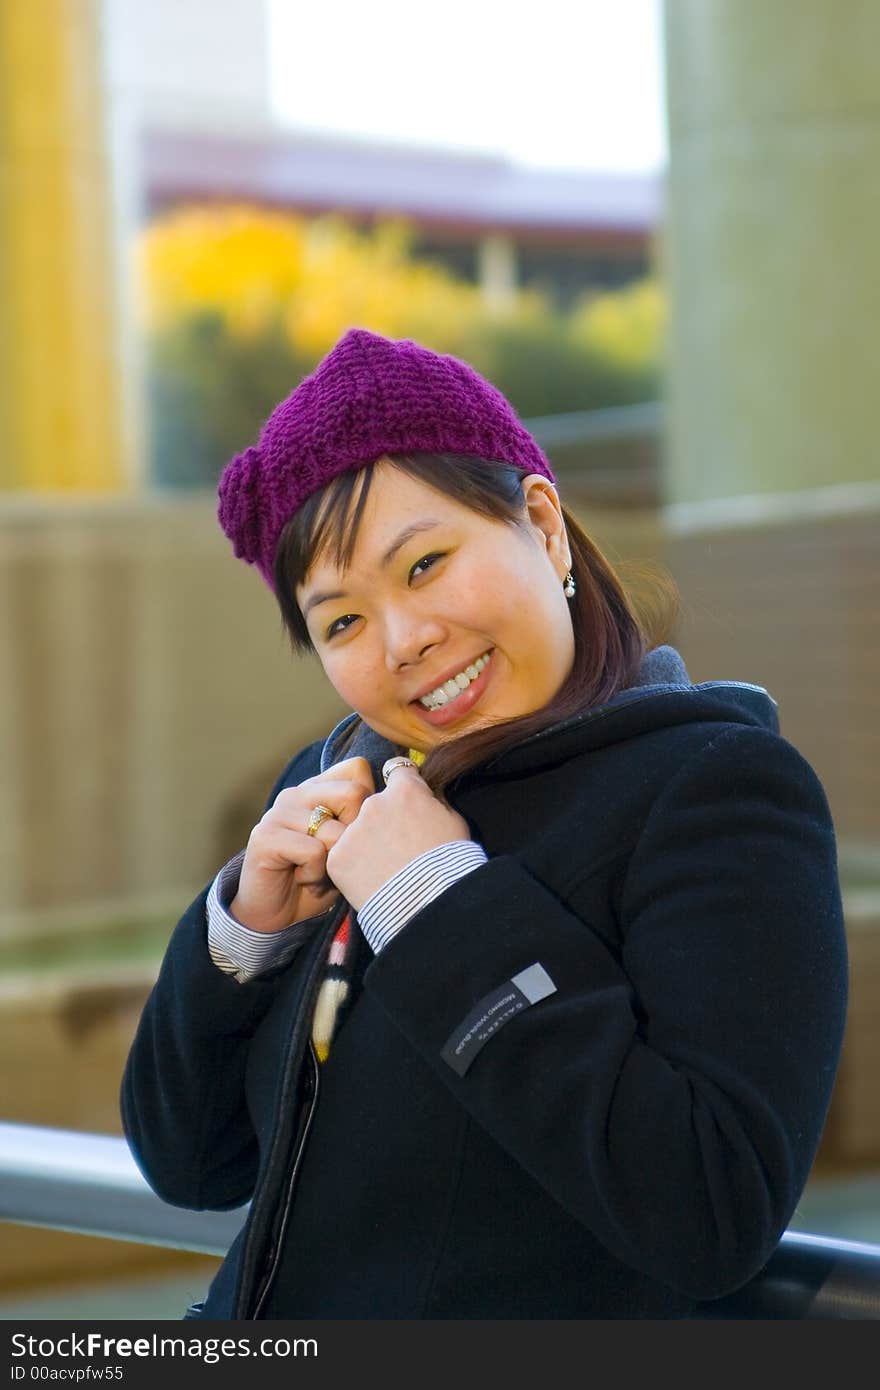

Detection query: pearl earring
(563, 570), (576, 599)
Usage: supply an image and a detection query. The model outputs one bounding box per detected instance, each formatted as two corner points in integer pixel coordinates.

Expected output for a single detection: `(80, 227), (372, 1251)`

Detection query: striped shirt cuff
(357, 840), (488, 955)
(207, 849), (333, 983)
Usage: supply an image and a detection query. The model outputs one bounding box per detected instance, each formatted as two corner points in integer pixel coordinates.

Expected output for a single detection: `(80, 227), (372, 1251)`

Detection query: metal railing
(0, 1120), (245, 1255)
(2, 1120), (880, 1318)
(525, 400), (664, 449)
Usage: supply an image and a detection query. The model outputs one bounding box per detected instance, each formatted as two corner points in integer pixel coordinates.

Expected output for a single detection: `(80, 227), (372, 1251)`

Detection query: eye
(409, 551), (445, 580)
(325, 613), (358, 640)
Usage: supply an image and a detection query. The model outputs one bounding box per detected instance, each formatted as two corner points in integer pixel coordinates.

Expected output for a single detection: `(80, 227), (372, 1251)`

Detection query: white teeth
(418, 651), (492, 710)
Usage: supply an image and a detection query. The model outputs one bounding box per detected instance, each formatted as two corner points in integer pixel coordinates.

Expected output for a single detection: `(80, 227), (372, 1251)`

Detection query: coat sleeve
(119, 739), (324, 1210)
(362, 725), (849, 1301)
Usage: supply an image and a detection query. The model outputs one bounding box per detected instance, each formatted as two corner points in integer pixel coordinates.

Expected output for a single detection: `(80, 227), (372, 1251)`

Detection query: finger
(250, 823), (331, 879)
(381, 756), (423, 787)
(384, 764), (422, 781)
(273, 778), (371, 828)
(293, 863), (334, 890)
(290, 841), (327, 882)
(311, 816), (347, 850)
(381, 764), (428, 794)
(304, 781), (371, 827)
(317, 756), (376, 794)
(291, 815), (348, 885)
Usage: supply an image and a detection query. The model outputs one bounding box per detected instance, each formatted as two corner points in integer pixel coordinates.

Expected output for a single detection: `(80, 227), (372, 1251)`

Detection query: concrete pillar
(661, 0), (880, 505)
(0, 0), (126, 490)
(478, 232), (518, 310)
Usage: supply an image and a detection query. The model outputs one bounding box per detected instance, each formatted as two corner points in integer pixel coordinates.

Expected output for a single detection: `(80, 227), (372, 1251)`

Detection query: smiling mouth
(413, 650), (494, 711)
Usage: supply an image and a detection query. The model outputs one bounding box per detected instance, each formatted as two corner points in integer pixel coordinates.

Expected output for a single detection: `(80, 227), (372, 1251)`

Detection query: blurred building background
(1, 0), (878, 1316)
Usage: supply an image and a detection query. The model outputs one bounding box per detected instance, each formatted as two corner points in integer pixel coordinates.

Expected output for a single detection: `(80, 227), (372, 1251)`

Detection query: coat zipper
(250, 1039), (321, 1319)
(232, 900), (345, 1318)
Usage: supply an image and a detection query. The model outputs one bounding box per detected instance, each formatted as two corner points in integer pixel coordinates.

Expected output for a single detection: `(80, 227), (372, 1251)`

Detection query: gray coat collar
(320, 644), (689, 781)
(318, 643), (778, 785)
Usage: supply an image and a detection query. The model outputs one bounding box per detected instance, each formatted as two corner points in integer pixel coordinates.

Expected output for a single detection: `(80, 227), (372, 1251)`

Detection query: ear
(521, 475), (572, 570)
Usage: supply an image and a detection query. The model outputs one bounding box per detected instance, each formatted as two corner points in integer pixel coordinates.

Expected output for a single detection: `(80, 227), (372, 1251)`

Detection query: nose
(382, 604), (445, 672)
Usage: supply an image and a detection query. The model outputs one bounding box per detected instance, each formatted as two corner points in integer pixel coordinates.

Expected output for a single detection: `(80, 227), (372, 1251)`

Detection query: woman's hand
(325, 763), (472, 910)
(229, 757), (376, 932)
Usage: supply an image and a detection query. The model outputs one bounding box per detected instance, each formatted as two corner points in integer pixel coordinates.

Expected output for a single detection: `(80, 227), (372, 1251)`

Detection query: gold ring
(306, 804), (335, 836)
(381, 756), (419, 785)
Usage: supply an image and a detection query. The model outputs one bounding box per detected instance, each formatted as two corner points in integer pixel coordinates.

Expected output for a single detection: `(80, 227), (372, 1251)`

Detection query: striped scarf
(310, 746), (426, 1063)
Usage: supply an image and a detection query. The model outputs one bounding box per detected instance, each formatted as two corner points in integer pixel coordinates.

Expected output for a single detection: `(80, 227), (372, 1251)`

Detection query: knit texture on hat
(217, 327), (556, 590)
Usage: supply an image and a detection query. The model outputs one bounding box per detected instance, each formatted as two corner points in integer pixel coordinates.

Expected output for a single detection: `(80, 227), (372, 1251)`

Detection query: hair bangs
(307, 463), (377, 576)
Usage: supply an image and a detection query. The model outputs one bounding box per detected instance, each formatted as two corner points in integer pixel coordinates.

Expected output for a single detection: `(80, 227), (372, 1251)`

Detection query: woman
(121, 328), (848, 1319)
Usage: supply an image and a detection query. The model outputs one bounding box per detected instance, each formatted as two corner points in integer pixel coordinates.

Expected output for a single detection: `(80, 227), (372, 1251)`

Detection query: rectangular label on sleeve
(440, 962), (557, 1077)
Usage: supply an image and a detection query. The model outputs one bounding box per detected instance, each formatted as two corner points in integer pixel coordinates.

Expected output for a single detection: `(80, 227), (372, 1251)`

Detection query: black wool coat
(121, 647), (848, 1319)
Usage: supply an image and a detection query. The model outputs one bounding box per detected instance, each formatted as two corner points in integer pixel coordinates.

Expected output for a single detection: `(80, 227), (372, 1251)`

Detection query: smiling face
(296, 458), (576, 752)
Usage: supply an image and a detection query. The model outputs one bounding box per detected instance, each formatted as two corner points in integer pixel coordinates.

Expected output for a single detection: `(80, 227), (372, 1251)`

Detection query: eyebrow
(302, 519), (443, 617)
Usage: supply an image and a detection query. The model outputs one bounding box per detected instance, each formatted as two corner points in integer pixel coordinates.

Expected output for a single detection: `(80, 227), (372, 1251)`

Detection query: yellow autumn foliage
(138, 202), (663, 374)
(568, 278), (665, 371)
(136, 204), (309, 339)
(283, 215), (488, 356)
(137, 204), (491, 357)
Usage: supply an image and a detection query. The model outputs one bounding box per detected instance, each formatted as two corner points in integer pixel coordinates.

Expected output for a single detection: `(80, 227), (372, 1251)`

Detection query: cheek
(492, 561), (551, 626)
(511, 572), (570, 659)
(322, 650), (384, 706)
(468, 568), (519, 622)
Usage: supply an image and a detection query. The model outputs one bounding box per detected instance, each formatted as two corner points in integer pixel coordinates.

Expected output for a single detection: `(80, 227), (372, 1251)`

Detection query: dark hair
(274, 453), (680, 795)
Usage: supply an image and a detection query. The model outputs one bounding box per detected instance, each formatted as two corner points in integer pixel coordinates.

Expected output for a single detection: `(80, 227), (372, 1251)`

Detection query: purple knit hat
(217, 327), (556, 591)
